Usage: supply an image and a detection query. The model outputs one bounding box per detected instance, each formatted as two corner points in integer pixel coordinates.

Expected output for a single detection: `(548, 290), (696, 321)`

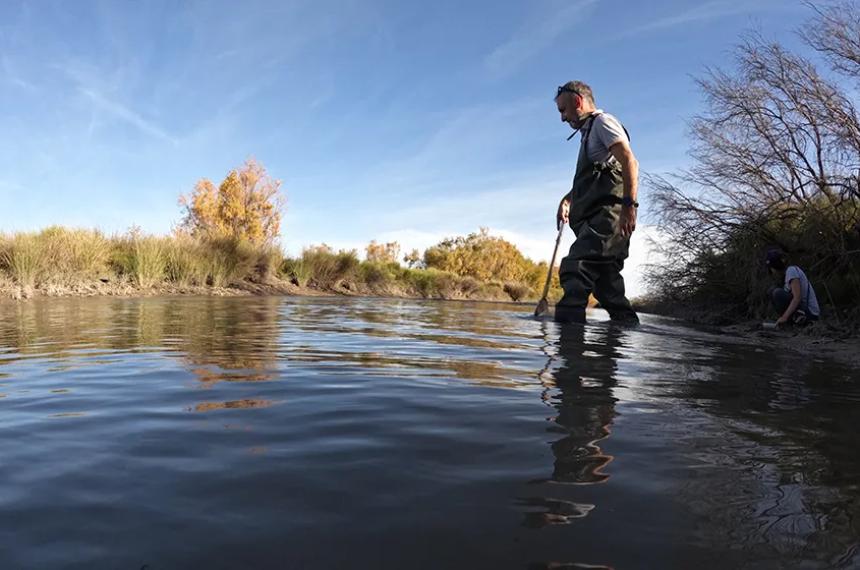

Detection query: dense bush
(647, 3), (860, 324)
(424, 228), (534, 283)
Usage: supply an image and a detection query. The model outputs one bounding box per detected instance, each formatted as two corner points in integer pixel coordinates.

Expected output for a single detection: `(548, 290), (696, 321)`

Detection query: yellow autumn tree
(423, 228), (533, 282)
(365, 240), (400, 264)
(179, 159), (284, 244)
(403, 248), (422, 268)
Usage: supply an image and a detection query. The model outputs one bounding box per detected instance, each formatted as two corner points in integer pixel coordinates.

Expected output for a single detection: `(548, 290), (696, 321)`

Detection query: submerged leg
(594, 259), (638, 324)
(556, 254), (601, 324)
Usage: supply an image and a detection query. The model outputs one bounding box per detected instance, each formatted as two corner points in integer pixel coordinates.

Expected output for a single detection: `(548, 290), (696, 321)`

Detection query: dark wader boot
(555, 115), (639, 325)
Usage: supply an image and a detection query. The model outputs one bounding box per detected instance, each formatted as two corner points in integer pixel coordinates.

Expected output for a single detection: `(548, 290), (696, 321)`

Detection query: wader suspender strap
(565, 113), (631, 205)
(580, 112), (599, 148)
(565, 114), (599, 204)
(581, 112), (631, 148)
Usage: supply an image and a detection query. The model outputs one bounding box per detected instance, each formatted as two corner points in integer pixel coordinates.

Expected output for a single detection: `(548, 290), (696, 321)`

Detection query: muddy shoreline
(0, 277), (532, 305)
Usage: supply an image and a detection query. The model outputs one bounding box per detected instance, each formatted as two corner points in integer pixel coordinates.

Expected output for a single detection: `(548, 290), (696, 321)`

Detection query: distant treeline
(0, 225), (560, 303)
(645, 1), (860, 327)
(282, 228), (560, 302)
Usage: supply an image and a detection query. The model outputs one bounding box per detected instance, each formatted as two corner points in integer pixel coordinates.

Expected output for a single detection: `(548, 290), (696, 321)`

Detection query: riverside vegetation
(644, 1), (860, 330)
(0, 160), (561, 303)
(0, 226), (560, 303)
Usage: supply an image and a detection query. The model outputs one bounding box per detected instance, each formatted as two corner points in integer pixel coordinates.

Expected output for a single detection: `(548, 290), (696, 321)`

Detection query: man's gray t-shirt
(580, 109), (628, 163)
(785, 265), (820, 316)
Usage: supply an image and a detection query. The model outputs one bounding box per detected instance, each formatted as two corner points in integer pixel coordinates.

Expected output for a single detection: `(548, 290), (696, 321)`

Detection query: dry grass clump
(0, 232), (46, 290)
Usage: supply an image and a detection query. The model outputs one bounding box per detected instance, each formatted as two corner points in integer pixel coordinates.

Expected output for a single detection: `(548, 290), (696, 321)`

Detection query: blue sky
(0, 0), (808, 295)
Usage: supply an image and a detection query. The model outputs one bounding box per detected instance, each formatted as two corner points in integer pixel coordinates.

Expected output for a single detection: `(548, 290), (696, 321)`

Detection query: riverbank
(0, 274), (539, 304)
(0, 276), (290, 301)
(632, 299), (860, 367)
(717, 317), (860, 368)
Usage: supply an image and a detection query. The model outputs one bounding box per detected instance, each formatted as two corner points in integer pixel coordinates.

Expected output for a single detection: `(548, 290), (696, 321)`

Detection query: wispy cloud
(1, 55), (37, 91)
(484, 0), (599, 79)
(54, 60), (177, 144)
(360, 96), (550, 194)
(620, 0), (779, 37)
(79, 87), (177, 144)
(391, 179), (561, 230)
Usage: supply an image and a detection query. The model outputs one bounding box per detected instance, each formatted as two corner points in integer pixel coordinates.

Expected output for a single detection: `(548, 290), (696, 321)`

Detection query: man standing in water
(554, 80), (639, 325)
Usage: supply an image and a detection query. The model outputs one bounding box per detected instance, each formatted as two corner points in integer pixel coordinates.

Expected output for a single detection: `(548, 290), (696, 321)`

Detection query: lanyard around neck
(566, 112), (601, 141)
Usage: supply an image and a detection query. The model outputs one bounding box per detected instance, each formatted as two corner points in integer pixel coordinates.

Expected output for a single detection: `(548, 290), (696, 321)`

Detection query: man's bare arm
(609, 140), (638, 202)
(610, 140), (638, 238)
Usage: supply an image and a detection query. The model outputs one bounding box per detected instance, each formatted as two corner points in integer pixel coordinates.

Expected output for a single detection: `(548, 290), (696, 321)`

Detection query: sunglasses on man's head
(556, 86), (580, 98)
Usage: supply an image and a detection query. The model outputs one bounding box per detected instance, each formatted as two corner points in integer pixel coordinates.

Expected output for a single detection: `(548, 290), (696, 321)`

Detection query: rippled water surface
(1, 296), (858, 569)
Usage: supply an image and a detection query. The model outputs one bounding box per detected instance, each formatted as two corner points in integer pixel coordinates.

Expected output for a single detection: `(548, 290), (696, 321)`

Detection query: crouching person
(765, 249), (821, 326)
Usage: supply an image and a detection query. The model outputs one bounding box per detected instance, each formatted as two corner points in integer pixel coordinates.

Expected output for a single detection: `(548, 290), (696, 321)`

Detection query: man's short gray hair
(557, 80), (595, 105)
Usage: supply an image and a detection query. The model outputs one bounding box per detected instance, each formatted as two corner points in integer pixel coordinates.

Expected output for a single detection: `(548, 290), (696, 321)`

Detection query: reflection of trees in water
(192, 399), (272, 412)
(162, 297), (282, 384)
(0, 300), (98, 358)
(0, 297), (282, 385)
(278, 299), (540, 389)
(289, 299), (537, 345)
(286, 347), (535, 388)
(0, 296), (543, 394)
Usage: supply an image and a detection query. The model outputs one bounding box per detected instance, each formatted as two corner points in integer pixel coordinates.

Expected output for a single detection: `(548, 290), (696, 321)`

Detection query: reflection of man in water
(547, 324), (621, 484)
(521, 323), (623, 531)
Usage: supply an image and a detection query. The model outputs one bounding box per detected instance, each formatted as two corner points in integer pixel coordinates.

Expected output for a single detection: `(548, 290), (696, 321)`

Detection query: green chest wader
(556, 114), (637, 323)
(568, 114), (626, 252)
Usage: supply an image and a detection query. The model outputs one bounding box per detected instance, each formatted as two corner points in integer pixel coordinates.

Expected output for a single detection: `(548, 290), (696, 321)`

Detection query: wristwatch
(621, 197), (639, 208)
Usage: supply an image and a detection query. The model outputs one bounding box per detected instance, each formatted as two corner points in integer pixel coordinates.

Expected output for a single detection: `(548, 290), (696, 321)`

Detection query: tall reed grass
(165, 236), (208, 286)
(113, 231), (167, 288)
(40, 226), (111, 284)
(0, 232), (45, 290)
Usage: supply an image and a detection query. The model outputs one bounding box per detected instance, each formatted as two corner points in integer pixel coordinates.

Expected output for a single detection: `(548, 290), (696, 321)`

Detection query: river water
(0, 296), (857, 569)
